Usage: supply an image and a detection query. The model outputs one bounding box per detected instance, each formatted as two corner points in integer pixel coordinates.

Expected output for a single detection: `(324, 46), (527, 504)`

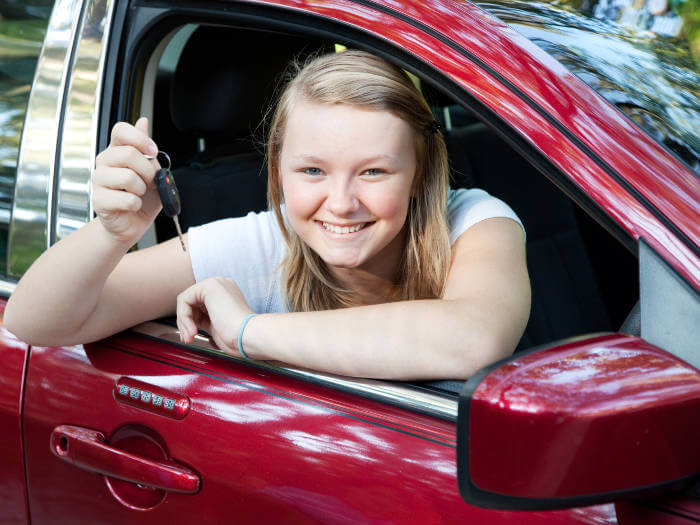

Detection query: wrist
(92, 217), (140, 253)
(239, 313), (272, 360)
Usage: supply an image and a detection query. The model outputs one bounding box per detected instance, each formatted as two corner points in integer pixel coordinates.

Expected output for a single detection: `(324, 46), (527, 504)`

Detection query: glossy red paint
(0, 300), (30, 524)
(468, 334), (700, 498)
(249, 0), (700, 289)
(21, 332), (616, 524)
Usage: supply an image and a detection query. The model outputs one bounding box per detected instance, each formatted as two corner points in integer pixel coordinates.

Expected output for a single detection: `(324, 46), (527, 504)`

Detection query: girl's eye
(363, 168), (384, 176)
(303, 167), (323, 176)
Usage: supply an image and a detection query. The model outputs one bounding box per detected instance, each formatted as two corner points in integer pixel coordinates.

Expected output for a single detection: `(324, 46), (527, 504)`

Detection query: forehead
(281, 101), (416, 159)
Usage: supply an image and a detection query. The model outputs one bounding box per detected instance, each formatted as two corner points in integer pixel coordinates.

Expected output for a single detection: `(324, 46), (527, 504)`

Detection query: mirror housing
(457, 334), (700, 510)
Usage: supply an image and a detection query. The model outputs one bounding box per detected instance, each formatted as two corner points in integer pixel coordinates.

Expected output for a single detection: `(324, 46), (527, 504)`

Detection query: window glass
(0, 1), (54, 275)
(476, 0), (700, 174)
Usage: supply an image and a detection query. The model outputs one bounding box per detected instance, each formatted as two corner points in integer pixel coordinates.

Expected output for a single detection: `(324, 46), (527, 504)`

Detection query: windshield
(476, 0), (700, 174)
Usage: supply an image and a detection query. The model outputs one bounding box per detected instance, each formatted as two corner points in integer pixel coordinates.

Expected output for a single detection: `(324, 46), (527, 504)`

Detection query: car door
(9, 0), (698, 523)
(8, 0), (506, 522)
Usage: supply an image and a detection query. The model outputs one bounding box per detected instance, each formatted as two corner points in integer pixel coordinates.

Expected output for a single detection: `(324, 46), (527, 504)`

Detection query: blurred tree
(670, 0), (699, 66)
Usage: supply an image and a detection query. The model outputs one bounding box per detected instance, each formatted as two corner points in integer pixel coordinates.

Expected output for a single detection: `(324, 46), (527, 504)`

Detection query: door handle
(50, 425), (200, 494)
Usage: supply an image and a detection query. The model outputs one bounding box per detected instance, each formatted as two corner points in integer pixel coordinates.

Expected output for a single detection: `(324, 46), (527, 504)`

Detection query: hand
(176, 277), (254, 357)
(92, 117), (163, 245)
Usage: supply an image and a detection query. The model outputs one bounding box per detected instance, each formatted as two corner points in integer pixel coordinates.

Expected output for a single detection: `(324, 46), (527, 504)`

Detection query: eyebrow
(289, 154), (400, 164)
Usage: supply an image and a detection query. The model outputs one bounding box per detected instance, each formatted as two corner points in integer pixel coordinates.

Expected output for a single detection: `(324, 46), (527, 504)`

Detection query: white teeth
(322, 222), (366, 234)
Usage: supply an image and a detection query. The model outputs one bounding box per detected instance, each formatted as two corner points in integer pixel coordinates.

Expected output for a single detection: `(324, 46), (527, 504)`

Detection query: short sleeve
(447, 188), (525, 244)
(187, 211), (286, 313)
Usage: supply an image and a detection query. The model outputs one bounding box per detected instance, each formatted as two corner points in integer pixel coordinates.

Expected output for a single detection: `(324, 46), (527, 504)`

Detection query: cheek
(366, 185), (412, 226)
(280, 174), (321, 224)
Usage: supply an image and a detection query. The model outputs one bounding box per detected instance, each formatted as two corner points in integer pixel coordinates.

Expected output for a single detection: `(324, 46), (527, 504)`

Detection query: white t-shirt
(188, 188), (523, 313)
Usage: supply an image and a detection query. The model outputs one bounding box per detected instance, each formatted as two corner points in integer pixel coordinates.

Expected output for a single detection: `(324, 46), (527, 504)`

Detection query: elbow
(3, 295), (60, 346)
(3, 296), (30, 343)
(472, 334), (515, 376)
(445, 323), (522, 380)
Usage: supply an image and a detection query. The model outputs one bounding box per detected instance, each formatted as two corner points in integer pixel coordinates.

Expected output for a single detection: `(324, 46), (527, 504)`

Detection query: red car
(0, 0), (698, 523)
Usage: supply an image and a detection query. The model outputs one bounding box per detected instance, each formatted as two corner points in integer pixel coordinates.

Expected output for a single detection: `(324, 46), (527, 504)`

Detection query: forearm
(243, 299), (514, 380)
(4, 218), (132, 344)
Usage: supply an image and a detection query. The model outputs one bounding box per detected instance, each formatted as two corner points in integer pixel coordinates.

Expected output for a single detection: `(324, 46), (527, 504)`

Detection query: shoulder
(447, 187), (525, 244)
(188, 210), (282, 256)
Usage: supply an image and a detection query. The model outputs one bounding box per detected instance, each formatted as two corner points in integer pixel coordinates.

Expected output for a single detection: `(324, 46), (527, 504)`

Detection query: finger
(97, 146), (157, 185)
(176, 287), (203, 340)
(210, 333), (230, 355)
(93, 166), (148, 196)
(109, 120), (158, 156)
(92, 187), (142, 213)
(135, 116), (149, 134)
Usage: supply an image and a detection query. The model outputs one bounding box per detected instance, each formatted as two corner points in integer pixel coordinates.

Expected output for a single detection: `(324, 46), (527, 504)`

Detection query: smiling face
(279, 101), (418, 282)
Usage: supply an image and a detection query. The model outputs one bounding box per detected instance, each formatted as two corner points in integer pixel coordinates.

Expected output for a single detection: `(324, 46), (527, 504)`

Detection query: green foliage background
(671, 0), (700, 66)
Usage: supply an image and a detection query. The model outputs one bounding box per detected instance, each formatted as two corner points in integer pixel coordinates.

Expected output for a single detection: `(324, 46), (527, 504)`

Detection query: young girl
(5, 50), (530, 380)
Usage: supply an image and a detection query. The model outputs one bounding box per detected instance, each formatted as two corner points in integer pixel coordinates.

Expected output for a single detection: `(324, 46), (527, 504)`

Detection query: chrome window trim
(134, 321), (459, 422)
(55, 0), (118, 242)
(7, 0), (85, 278)
(0, 280), (17, 297)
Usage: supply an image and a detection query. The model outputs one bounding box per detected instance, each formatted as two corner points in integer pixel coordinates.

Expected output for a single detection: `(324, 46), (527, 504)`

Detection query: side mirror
(457, 334), (700, 510)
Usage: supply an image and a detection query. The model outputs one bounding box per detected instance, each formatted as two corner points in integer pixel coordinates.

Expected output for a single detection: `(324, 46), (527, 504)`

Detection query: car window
(475, 0), (700, 174)
(136, 22), (639, 365)
(0, 1), (54, 276)
(424, 96), (639, 352)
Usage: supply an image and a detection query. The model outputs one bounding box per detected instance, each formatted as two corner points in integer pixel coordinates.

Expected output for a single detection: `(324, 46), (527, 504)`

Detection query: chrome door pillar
(8, 0), (117, 277)
(7, 0), (84, 277)
(55, 0), (117, 242)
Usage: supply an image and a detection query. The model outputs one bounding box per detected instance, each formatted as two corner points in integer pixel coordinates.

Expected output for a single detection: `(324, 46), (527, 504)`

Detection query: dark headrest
(170, 26), (324, 140)
(420, 80), (456, 109)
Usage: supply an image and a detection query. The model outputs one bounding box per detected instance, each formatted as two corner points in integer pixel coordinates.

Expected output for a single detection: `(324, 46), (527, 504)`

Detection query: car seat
(155, 26), (328, 241)
(423, 83), (613, 351)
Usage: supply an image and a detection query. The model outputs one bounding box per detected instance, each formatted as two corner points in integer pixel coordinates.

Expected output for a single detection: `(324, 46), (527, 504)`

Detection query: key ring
(144, 150), (171, 170)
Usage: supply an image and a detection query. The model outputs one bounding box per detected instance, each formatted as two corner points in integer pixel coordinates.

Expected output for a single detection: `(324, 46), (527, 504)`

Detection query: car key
(155, 167), (186, 251)
(147, 151), (186, 251)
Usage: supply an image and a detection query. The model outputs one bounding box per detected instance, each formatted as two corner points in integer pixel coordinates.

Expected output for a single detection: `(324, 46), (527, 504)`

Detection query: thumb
(135, 116), (149, 135)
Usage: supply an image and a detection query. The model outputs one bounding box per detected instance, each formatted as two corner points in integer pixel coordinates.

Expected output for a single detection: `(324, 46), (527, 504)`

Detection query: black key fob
(155, 167), (181, 217)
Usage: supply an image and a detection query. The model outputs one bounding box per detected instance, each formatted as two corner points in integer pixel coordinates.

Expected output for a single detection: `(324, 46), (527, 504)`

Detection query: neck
(331, 267), (401, 306)
(329, 227), (406, 306)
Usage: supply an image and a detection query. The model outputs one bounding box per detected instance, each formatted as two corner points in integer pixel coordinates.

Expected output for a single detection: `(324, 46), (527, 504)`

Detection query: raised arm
(179, 217), (530, 380)
(4, 119), (195, 346)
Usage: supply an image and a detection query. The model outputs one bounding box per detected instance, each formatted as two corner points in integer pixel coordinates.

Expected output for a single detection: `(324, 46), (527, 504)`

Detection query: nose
(325, 175), (360, 217)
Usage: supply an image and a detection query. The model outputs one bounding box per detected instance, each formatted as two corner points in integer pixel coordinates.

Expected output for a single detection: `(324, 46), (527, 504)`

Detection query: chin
(321, 258), (363, 269)
(317, 252), (366, 270)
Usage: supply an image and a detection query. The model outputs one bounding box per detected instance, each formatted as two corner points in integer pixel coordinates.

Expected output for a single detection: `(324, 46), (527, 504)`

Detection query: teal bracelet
(237, 313), (257, 360)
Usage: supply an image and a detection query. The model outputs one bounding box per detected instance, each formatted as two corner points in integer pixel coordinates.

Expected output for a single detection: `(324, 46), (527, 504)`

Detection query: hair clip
(424, 120), (441, 136)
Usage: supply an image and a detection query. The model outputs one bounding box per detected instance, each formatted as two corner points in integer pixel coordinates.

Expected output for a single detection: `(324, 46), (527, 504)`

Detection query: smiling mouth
(318, 221), (374, 234)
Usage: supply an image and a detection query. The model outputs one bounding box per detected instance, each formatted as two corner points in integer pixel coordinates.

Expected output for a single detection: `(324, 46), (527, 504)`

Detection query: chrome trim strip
(55, 0), (117, 241)
(0, 280), (17, 297)
(7, 0), (85, 277)
(133, 321), (458, 421)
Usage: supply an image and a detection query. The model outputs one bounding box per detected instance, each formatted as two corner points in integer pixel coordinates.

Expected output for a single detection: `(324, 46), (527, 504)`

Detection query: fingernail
(148, 141), (158, 155)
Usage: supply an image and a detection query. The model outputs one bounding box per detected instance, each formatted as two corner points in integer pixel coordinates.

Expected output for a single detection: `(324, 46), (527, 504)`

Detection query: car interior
(136, 23), (640, 388)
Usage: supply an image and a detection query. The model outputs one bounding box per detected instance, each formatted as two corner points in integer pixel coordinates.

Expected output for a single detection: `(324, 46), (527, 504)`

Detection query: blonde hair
(267, 50), (451, 311)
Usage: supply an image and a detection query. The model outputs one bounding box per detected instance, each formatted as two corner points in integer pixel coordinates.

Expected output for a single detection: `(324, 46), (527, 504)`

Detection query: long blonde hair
(267, 50), (451, 311)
